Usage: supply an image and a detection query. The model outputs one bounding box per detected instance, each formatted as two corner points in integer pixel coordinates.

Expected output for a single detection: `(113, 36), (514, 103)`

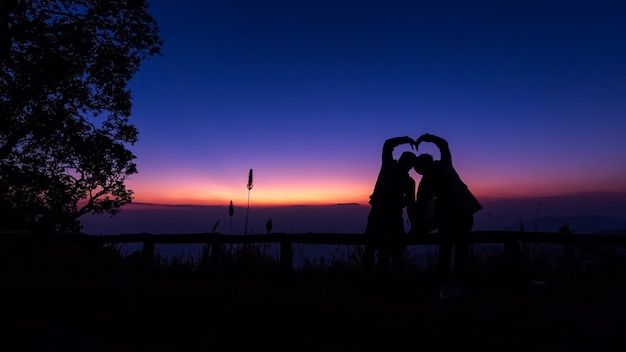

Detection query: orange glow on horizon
(130, 181), (372, 206)
(124, 170), (626, 207)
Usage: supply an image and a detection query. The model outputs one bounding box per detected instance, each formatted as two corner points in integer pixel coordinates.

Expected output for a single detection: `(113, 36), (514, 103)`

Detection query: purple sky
(122, 0), (626, 207)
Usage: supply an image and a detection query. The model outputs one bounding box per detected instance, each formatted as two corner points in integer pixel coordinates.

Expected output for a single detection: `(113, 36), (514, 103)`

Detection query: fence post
(504, 235), (524, 292)
(280, 239), (293, 277)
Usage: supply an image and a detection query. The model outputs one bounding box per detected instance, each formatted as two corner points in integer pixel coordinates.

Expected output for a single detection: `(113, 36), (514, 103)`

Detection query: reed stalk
(245, 169), (253, 235)
(229, 200), (234, 235)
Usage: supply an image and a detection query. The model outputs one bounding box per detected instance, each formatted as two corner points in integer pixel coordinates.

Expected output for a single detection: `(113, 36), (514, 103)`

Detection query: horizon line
(125, 190), (626, 209)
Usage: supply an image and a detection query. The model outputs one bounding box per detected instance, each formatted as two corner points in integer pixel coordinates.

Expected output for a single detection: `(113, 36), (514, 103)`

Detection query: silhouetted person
(363, 136), (417, 284)
(411, 133), (482, 298)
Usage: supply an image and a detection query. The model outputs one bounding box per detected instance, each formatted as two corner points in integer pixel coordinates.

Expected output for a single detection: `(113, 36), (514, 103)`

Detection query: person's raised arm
(416, 133), (452, 165)
(382, 136), (415, 164)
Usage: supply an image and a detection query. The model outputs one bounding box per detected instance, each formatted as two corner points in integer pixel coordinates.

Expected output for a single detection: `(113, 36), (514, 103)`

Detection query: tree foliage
(0, 0), (163, 231)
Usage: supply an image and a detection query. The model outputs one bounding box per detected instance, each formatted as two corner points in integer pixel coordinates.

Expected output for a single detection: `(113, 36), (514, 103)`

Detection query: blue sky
(123, 0), (626, 207)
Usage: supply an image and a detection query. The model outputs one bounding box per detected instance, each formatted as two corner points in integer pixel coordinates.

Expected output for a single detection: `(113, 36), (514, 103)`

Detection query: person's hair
(398, 151), (417, 169)
(414, 153), (434, 173)
(416, 153), (433, 164)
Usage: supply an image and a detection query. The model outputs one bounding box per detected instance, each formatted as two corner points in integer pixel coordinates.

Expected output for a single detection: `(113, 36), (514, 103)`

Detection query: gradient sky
(123, 0), (626, 207)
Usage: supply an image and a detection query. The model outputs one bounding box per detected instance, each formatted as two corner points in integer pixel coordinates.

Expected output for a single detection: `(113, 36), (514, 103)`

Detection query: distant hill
(472, 192), (626, 232)
(81, 202), (372, 235)
(517, 215), (626, 234)
(79, 201), (626, 262)
(81, 200), (626, 236)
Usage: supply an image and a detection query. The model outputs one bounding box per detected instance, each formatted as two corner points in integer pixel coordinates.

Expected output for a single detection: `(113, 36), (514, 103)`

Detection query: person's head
(413, 153), (434, 175)
(398, 151), (417, 172)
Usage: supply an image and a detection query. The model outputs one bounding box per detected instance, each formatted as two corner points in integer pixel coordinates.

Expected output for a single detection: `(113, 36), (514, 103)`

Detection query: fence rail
(2, 230), (626, 280)
(3, 230), (626, 245)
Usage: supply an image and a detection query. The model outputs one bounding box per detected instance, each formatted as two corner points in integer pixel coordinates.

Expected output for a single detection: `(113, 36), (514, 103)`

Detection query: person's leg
(453, 237), (468, 286)
(376, 209), (403, 280)
(362, 210), (380, 279)
(362, 242), (376, 276)
(391, 237), (407, 283)
(389, 213), (407, 280)
(391, 223), (407, 284)
(377, 246), (391, 275)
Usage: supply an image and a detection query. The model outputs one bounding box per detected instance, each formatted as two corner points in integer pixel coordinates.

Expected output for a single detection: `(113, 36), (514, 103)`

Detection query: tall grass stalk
(229, 200), (234, 235)
(245, 168), (253, 236)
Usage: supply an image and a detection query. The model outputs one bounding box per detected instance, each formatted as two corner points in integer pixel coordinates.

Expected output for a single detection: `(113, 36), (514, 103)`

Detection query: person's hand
(415, 134), (425, 147)
(416, 133), (434, 145)
(401, 136), (416, 150)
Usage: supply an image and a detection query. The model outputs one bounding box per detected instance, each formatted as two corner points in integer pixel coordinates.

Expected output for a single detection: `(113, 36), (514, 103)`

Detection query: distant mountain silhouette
(81, 202), (372, 235)
(80, 200), (626, 263)
(513, 215), (626, 234)
(82, 199), (626, 236)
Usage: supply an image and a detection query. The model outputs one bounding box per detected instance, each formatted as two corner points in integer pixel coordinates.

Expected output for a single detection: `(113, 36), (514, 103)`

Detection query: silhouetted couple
(363, 133), (482, 298)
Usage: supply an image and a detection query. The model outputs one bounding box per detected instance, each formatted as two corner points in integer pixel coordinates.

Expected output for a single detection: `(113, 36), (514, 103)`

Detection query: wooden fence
(2, 230), (626, 281)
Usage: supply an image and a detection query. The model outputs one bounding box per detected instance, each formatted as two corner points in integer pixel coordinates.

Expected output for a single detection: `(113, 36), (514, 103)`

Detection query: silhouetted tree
(0, 0), (162, 231)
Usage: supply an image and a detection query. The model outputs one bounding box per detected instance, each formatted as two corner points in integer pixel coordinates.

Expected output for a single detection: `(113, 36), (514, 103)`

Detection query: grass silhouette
(1, 236), (625, 351)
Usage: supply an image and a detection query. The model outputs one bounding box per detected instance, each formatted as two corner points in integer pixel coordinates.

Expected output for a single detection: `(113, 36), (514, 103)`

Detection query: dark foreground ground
(3, 270), (626, 352)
